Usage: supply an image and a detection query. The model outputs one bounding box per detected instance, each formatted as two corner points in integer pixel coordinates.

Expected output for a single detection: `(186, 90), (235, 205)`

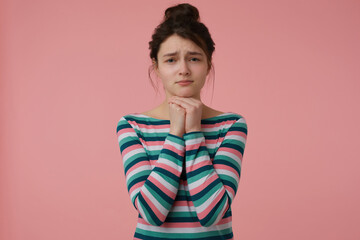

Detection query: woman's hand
(168, 100), (186, 138)
(168, 96), (203, 134)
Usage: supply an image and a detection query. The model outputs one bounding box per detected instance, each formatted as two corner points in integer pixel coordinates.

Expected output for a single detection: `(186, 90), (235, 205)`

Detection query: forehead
(158, 34), (204, 56)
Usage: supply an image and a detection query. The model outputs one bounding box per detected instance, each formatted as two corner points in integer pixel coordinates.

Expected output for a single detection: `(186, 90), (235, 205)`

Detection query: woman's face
(154, 34), (210, 99)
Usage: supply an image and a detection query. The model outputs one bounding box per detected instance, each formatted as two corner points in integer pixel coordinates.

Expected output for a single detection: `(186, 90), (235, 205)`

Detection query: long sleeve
(116, 116), (185, 226)
(183, 117), (248, 227)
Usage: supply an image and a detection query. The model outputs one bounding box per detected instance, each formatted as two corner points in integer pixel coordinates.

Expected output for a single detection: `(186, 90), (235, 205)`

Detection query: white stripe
(185, 137), (203, 146)
(225, 135), (246, 144)
(157, 158), (182, 172)
(143, 145), (163, 151)
(136, 197), (149, 223)
(185, 155), (209, 168)
(136, 221), (232, 233)
(238, 117), (246, 124)
(206, 143), (218, 149)
(196, 187), (224, 214)
(130, 188), (140, 202)
(165, 139), (185, 151)
(126, 165), (151, 182)
(170, 205), (196, 212)
(224, 134), (246, 144)
(142, 185), (168, 216)
(188, 171), (216, 189)
(122, 148), (146, 165)
(215, 150), (241, 167)
(225, 188), (234, 201)
(117, 131), (137, 143)
(212, 197), (229, 225)
(142, 139), (185, 152)
(152, 171), (177, 194)
(201, 122), (233, 132)
(132, 124), (170, 133)
(215, 169), (239, 183)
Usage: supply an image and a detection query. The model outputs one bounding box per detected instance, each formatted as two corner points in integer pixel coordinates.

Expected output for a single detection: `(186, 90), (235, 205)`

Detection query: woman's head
(148, 3), (216, 98)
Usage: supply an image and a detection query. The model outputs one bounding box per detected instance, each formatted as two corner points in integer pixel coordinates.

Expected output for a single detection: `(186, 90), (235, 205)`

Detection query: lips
(177, 80), (193, 83)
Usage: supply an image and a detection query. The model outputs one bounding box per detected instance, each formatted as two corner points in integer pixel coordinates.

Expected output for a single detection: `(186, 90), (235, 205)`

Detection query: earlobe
(152, 58), (157, 70)
(152, 60), (160, 78)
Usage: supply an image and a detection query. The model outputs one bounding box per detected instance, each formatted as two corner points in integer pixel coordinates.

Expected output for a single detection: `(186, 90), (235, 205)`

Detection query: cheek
(158, 66), (176, 78)
(193, 64), (208, 74)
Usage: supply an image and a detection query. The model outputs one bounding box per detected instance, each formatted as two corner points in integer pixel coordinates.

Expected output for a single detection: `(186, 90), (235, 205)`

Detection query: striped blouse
(116, 112), (248, 240)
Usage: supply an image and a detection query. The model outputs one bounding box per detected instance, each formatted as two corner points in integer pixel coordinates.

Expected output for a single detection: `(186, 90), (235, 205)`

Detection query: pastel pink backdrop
(1, 0), (359, 239)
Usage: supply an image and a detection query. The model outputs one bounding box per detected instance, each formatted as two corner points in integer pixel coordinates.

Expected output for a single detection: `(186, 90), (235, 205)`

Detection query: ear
(207, 62), (212, 75)
(152, 58), (159, 74)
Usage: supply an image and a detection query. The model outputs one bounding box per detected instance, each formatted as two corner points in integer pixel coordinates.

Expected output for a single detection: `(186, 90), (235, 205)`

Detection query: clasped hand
(168, 96), (203, 137)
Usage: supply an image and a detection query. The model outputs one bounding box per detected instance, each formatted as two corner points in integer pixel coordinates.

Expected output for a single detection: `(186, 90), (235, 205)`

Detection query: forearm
(184, 131), (235, 227)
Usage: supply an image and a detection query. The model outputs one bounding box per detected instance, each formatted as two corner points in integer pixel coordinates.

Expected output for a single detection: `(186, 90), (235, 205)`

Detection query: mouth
(176, 80), (193, 86)
(176, 80), (193, 83)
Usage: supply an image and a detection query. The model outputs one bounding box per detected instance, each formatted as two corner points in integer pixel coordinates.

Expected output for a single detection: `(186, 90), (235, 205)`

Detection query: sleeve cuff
(183, 131), (204, 140)
(167, 133), (185, 142)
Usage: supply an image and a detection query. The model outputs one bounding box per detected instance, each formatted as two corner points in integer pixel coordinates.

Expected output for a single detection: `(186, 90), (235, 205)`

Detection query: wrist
(186, 128), (202, 133)
(169, 130), (184, 138)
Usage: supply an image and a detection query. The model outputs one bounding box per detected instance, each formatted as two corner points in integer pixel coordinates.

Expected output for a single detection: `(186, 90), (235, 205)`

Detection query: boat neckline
(134, 112), (234, 121)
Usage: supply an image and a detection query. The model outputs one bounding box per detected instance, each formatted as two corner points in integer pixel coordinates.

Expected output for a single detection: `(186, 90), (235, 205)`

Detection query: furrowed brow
(162, 52), (178, 57)
(188, 51), (203, 56)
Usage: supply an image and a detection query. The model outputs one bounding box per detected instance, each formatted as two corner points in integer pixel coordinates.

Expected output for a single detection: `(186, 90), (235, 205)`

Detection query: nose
(179, 59), (190, 76)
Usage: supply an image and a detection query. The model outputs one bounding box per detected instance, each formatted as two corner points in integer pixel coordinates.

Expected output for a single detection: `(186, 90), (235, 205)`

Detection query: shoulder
(203, 106), (245, 121)
(117, 112), (145, 123)
(214, 112), (247, 133)
(116, 113), (142, 132)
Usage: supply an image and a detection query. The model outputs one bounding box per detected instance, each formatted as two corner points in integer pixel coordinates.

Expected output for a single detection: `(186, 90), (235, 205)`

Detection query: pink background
(1, 0), (360, 239)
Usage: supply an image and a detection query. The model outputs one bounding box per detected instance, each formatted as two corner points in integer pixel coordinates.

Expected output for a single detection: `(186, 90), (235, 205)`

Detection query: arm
(116, 116), (185, 226)
(183, 117), (248, 227)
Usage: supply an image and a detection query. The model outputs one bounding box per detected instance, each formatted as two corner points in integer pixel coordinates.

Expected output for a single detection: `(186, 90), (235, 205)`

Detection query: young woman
(116, 3), (248, 239)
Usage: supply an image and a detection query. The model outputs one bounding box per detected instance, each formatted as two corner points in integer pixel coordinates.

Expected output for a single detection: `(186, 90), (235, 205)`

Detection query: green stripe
(135, 226), (232, 239)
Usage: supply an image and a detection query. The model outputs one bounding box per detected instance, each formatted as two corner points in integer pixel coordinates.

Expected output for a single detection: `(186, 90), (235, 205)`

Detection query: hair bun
(164, 3), (200, 23)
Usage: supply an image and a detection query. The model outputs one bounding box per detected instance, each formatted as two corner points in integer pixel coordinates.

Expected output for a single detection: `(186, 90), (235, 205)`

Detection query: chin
(177, 89), (198, 97)
(177, 93), (195, 98)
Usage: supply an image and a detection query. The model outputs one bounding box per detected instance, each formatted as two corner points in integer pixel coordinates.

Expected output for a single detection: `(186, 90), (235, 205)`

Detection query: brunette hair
(148, 3), (216, 96)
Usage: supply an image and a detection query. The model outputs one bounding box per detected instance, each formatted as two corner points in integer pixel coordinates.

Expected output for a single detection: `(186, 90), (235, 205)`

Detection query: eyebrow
(162, 51), (203, 57)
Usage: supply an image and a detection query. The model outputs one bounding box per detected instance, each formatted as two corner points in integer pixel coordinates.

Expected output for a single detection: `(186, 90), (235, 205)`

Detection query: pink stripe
(147, 175), (176, 198)
(117, 127), (134, 137)
(188, 173), (218, 195)
(137, 214), (231, 227)
(186, 158), (211, 173)
(204, 138), (217, 144)
(155, 162), (181, 176)
(226, 130), (247, 139)
(214, 163), (240, 179)
(129, 181), (145, 196)
(195, 187), (227, 219)
(173, 200), (194, 207)
(224, 187), (235, 198)
(218, 146), (243, 160)
(163, 143), (184, 156)
(126, 161), (150, 177)
(122, 144), (143, 156)
(186, 140), (204, 151)
(139, 189), (166, 222)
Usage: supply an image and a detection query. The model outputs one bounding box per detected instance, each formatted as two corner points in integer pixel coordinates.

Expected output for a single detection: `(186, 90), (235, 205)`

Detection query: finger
(172, 96), (202, 106)
(170, 98), (193, 110)
(170, 102), (185, 112)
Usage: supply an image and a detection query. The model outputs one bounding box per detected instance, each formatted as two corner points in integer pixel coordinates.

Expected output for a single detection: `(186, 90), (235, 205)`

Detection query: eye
(166, 58), (175, 63)
(190, 58), (200, 62)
